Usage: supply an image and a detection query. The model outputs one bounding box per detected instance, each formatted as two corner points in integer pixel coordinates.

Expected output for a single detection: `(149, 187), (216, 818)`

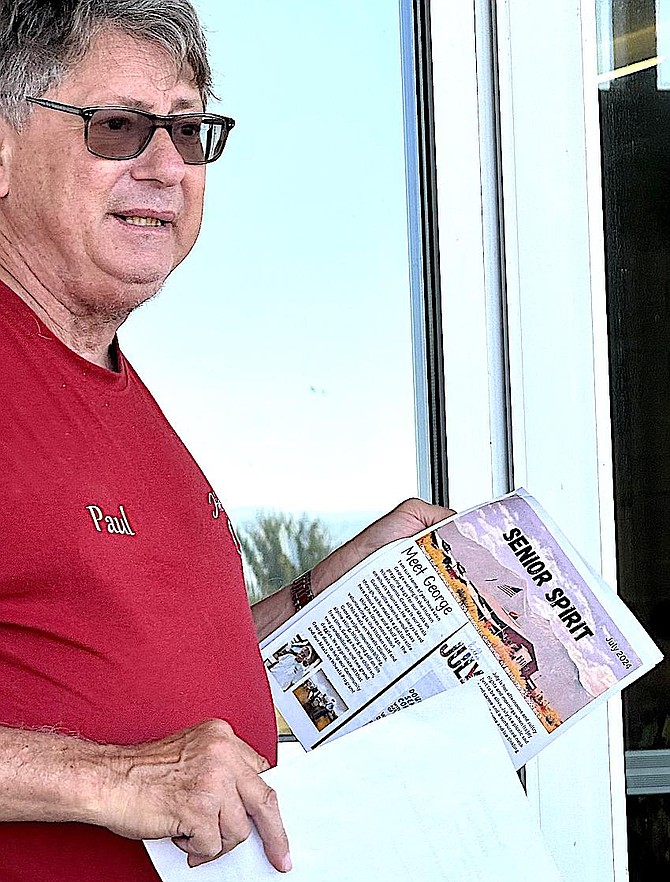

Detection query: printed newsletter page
(261, 490), (662, 768)
(407, 489), (662, 764)
(261, 540), (474, 750)
(261, 529), (562, 766)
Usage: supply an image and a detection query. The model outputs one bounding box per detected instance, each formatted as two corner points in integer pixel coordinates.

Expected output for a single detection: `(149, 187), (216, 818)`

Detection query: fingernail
(280, 852), (293, 872)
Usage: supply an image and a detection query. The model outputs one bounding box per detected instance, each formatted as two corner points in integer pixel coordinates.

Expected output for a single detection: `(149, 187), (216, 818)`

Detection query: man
(268, 649), (308, 691)
(0, 2), (452, 880)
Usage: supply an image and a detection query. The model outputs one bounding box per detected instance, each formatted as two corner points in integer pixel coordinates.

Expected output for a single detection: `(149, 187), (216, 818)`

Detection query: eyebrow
(103, 96), (204, 113)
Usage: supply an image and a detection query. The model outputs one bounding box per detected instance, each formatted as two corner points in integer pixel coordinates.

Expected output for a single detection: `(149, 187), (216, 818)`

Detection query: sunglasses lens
(87, 109), (151, 159)
(86, 109), (230, 163)
(172, 118), (227, 164)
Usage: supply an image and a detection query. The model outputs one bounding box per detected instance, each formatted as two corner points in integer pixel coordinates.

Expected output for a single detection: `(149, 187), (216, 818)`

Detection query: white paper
(145, 685), (563, 882)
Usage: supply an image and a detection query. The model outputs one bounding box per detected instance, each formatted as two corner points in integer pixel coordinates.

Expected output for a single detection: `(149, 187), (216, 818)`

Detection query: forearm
(0, 724), (117, 825)
(252, 584), (295, 643)
(0, 719), (291, 870)
(251, 498), (455, 642)
(251, 542), (368, 642)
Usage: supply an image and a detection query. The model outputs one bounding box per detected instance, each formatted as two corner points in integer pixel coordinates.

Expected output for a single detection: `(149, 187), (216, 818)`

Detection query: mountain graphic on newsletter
(417, 496), (641, 730)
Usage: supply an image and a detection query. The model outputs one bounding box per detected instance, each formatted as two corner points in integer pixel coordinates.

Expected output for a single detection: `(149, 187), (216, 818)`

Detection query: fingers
(385, 497), (453, 532)
(403, 497), (455, 526)
(174, 779), (291, 873)
(165, 731), (290, 873)
(310, 497), (456, 594)
(239, 775), (292, 873)
(173, 798), (251, 868)
(183, 801), (251, 869)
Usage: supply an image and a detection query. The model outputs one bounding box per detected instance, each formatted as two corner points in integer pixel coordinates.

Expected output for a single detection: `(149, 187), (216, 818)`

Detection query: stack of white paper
(145, 685), (563, 881)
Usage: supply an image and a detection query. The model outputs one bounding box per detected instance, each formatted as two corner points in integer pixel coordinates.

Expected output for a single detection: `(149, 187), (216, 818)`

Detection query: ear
(0, 120), (15, 198)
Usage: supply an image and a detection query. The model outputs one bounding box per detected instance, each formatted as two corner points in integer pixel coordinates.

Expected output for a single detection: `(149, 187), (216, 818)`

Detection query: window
(596, 2), (670, 877)
(431, 2), (629, 879)
(120, 1), (425, 603)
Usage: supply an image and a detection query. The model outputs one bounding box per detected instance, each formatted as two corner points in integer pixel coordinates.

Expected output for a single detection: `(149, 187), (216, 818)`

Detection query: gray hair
(0, 0), (214, 128)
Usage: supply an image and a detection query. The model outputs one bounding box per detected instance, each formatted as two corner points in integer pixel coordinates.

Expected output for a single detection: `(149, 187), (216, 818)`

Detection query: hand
(99, 719), (291, 871)
(312, 498), (455, 594)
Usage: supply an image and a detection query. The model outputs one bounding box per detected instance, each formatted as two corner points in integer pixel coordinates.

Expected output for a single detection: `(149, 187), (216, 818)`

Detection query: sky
(119, 0), (420, 536)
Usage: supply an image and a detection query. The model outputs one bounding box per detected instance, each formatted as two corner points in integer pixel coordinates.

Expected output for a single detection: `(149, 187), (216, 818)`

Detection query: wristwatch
(290, 570), (314, 612)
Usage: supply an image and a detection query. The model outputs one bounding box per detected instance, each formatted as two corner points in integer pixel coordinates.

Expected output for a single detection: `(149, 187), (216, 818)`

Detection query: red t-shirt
(0, 281), (277, 881)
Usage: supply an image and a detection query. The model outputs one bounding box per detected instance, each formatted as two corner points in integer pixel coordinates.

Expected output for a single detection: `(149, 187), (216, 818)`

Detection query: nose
(130, 127), (188, 186)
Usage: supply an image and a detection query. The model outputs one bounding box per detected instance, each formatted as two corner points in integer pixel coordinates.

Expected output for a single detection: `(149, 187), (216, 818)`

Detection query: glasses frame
(26, 96), (235, 165)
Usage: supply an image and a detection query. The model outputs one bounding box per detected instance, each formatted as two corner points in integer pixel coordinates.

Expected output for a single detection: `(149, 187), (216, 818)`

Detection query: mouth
(119, 215), (165, 227)
(112, 212), (175, 228)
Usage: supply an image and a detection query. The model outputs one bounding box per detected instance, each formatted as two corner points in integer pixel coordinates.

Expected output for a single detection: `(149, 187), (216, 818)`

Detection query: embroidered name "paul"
(85, 504), (136, 536)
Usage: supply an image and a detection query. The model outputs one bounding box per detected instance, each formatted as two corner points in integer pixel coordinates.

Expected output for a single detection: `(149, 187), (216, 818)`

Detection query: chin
(99, 244), (181, 284)
(108, 265), (174, 299)
(116, 258), (176, 284)
(74, 276), (165, 322)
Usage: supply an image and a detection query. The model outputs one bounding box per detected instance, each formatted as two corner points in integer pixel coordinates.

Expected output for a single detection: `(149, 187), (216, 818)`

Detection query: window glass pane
(627, 794), (670, 879)
(119, 2), (419, 603)
(596, 0), (670, 876)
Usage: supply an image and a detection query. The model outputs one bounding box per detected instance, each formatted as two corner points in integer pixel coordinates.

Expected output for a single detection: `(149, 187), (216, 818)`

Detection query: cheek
(9, 167), (78, 250)
(180, 181), (205, 246)
(43, 161), (109, 234)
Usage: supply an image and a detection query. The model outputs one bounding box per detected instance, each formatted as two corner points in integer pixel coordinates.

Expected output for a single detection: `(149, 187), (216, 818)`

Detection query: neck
(0, 265), (125, 370)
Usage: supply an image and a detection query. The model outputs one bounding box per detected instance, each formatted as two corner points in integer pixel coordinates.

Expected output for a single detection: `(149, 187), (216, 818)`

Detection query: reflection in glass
(597, 0), (670, 876)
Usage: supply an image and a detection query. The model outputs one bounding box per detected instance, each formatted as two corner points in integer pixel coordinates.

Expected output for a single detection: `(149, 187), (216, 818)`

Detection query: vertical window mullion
(474, 0), (514, 497)
(401, 0), (449, 507)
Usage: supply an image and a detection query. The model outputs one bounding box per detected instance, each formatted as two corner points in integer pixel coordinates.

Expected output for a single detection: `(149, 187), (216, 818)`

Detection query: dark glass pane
(598, 1), (670, 756)
(598, 0), (670, 877)
(627, 794), (670, 880)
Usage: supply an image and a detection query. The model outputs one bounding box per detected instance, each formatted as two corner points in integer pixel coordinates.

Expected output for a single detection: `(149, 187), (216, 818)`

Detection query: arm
(0, 719), (291, 871)
(252, 497), (454, 641)
(0, 501), (455, 870)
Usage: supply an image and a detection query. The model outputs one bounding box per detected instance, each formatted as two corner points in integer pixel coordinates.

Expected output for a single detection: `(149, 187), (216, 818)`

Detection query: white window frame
(431, 1), (626, 880)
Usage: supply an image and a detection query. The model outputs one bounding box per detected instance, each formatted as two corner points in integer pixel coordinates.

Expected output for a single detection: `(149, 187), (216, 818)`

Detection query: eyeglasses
(26, 97), (235, 165)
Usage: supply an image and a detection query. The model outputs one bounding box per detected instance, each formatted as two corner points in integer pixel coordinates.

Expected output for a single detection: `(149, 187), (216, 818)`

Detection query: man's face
(0, 29), (207, 318)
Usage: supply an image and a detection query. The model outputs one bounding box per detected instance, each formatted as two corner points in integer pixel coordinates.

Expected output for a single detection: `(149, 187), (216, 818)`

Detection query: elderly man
(0, 1), (451, 880)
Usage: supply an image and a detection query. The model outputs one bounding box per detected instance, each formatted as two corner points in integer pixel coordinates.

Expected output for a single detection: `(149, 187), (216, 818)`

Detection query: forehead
(53, 29), (201, 109)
